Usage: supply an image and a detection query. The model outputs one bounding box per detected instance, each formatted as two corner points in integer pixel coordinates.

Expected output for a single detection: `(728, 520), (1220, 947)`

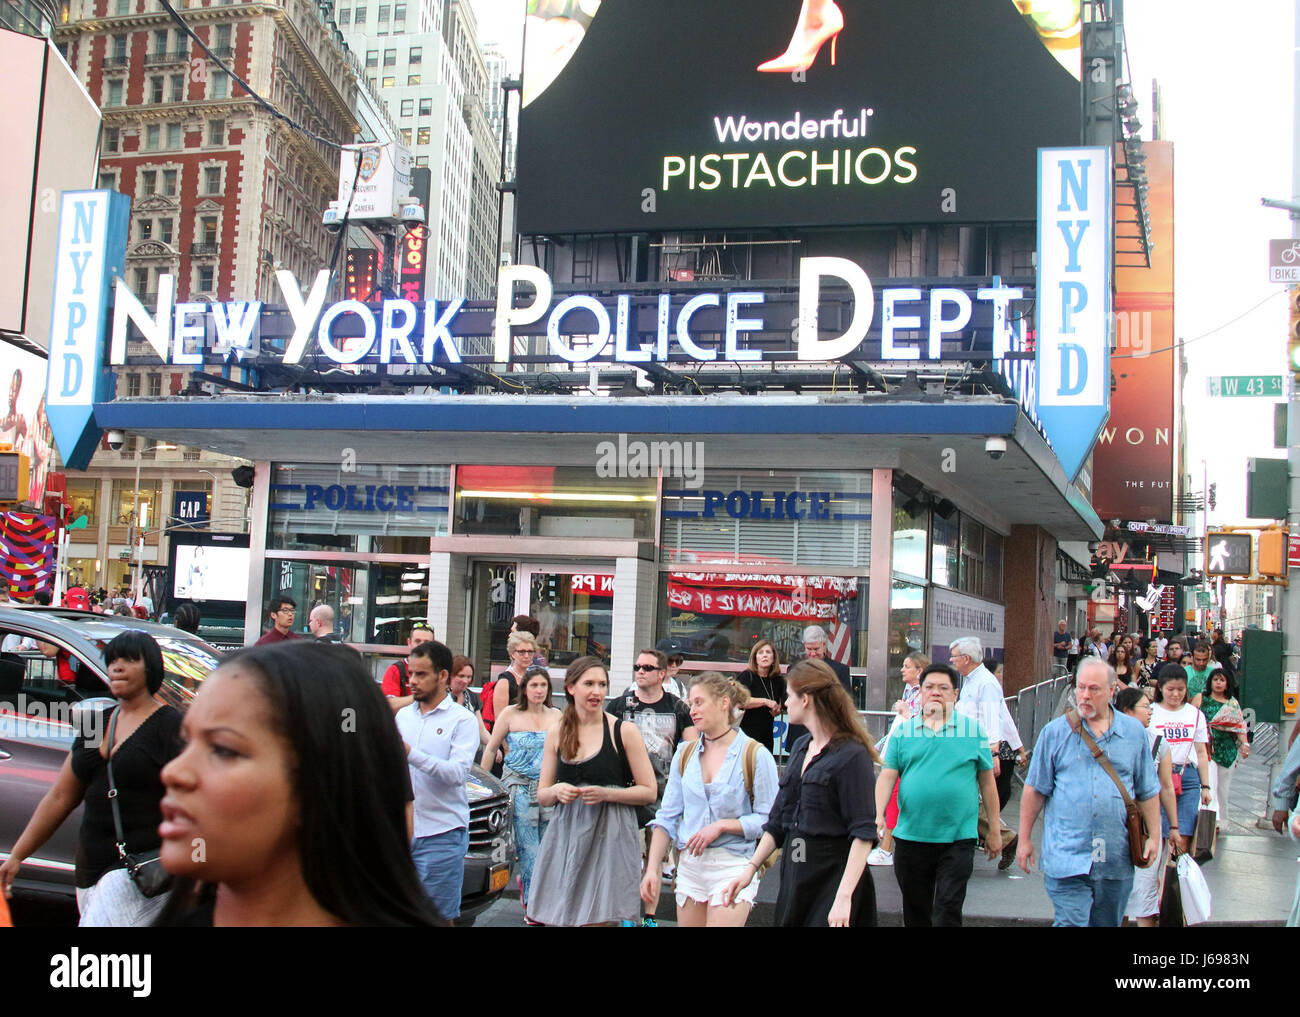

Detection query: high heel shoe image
(757, 0), (844, 73)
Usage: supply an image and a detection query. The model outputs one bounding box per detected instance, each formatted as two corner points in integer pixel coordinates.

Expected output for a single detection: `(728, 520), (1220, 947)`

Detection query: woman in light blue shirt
(640, 672), (778, 927)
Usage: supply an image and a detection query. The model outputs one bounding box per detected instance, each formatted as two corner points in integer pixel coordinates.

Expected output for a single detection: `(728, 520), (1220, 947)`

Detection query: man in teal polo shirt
(1185, 641), (1219, 703)
(875, 663), (1003, 926)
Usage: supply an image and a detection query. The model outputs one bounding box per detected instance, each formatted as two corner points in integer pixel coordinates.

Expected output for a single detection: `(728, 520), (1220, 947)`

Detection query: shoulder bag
(1065, 709), (1154, 868)
(105, 709), (174, 898)
(612, 717), (659, 828)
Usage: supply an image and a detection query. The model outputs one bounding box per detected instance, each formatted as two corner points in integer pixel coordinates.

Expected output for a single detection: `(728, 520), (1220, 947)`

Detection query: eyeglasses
(511, 648), (535, 655)
(633, 664), (660, 672)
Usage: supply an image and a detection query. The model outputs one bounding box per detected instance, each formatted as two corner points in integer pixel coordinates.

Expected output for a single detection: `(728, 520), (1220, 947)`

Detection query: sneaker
(641, 917), (658, 928)
(998, 832), (1019, 871)
(867, 846), (894, 866)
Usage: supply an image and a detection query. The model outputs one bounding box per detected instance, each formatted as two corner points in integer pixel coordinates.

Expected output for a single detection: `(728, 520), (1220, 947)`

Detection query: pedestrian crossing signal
(0, 451), (29, 503)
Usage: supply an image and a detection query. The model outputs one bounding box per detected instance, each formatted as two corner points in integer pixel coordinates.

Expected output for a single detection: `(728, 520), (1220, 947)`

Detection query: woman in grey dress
(528, 656), (656, 926)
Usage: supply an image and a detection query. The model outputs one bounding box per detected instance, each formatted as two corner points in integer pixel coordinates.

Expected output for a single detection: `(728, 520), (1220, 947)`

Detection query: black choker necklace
(700, 727), (735, 746)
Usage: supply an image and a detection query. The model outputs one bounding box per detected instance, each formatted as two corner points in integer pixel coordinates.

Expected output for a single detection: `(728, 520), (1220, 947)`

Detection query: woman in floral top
(1201, 667), (1251, 827)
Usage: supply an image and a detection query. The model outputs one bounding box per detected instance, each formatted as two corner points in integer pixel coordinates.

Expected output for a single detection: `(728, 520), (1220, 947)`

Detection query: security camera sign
(336, 142), (412, 221)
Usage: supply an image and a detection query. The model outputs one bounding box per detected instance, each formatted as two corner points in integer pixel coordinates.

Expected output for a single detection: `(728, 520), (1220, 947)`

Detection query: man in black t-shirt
(606, 648), (695, 806)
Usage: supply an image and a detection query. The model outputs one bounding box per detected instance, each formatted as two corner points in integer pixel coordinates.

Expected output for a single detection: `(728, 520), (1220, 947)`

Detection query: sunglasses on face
(633, 664), (659, 672)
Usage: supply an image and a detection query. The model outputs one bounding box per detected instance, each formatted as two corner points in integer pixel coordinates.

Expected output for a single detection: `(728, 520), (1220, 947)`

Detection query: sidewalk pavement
(479, 750), (1298, 927)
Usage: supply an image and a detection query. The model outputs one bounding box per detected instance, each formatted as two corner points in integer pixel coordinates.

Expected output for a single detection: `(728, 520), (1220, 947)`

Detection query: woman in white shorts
(1116, 687), (1180, 926)
(640, 672), (778, 926)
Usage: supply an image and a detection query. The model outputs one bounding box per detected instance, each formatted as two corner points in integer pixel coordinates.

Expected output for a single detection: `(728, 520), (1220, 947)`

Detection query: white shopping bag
(1177, 854), (1212, 925)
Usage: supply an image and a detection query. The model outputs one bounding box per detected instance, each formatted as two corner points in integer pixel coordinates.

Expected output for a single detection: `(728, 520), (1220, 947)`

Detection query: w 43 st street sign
(1207, 375), (1284, 398)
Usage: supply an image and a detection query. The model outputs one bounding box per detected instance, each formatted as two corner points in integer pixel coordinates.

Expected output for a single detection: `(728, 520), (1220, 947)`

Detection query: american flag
(826, 594), (855, 665)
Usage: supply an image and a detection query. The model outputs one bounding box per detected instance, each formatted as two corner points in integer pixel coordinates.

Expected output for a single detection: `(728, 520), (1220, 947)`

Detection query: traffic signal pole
(1279, 0), (1300, 787)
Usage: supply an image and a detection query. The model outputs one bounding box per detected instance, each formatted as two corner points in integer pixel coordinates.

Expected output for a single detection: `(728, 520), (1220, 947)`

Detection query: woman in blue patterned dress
(481, 667), (561, 908)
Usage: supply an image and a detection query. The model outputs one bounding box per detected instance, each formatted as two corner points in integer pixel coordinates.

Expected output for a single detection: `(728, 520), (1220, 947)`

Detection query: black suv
(0, 607), (512, 922)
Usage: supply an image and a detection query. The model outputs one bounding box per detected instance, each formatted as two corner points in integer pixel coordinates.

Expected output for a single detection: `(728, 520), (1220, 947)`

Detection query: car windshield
(87, 633), (222, 698)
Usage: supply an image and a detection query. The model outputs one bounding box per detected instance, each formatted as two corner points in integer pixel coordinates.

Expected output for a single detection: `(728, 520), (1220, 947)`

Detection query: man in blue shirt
(1017, 657), (1161, 927)
(395, 639), (478, 922)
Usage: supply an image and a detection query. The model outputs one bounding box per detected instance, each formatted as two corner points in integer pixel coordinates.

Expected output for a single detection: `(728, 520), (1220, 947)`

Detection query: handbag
(612, 718), (659, 828)
(1066, 709), (1154, 868)
(1192, 806), (1217, 863)
(1158, 850), (1185, 926)
(105, 709), (173, 899)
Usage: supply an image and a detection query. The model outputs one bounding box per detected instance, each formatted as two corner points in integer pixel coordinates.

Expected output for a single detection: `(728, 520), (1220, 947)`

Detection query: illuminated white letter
(796, 257), (872, 361)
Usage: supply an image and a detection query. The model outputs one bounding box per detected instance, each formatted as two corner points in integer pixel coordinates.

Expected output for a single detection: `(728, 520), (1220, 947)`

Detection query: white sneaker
(867, 847), (894, 867)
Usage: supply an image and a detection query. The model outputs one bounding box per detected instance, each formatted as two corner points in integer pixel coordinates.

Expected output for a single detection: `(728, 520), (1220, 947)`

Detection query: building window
(215, 24), (231, 50)
(147, 373), (162, 397)
(208, 119), (225, 145)
(400, 99), (413, 117)
(211, 71), (228, 99)
(408, 45), (421, 64)
(197, 265), (215, 292)
(150, 75), (164, 103)
(111, 34), (126, 58)
(200, 215), (218, 244)
(126, 372), (141, 397)
(166, 123), (182, 149)
(418, 97), (431, 116)
(153, 28), (167, 52)
(144, 124), (160, 150)
(393, 2), (405, 21)
(204, 166), (222, 194)
(377, 3), (389, 21)
(159, 217), (173, 244)
(417, 127), (430, 145)
(105, 79), (123, 106)
(415, 155), (428, 167)
(133, 267), (149, 294)
(381, 76), (395, 88)
(406, 73), (420, 85)
(170, 73), (185, 102)
(163, 169), (178, 195)
(400, 128), (411, 144)
(104, 126), (120, 153)
(141, 169), (157, 195)
(383, 48), (396, 65)
(98, 169), (118, 190)
(337, 7), (350, 23)
(115, 0), (128, 13)
(353, 6), (365, 23)
(365, 49), (377, 67)
(368, 77), (377, 90)
(138, 219), (153, 241)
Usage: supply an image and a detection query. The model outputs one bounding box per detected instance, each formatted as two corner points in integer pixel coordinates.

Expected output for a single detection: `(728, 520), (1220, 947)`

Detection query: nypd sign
(1035, 147), (1112, 481)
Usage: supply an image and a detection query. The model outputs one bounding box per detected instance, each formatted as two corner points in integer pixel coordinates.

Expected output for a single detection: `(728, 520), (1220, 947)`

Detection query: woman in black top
(736, 638), (785, 752)
(529, 656), (656, 926)
(0, 631), (181, 926)
(724, 659), (881, 926)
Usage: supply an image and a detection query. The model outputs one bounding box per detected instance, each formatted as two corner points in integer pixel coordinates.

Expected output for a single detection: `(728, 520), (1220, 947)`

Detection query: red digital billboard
(1091, 141), (1175, 521)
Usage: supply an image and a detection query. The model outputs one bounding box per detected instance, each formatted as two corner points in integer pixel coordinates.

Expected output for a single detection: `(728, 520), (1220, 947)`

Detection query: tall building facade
(337, 0), (496, 298)
(47, 0), (369, 595)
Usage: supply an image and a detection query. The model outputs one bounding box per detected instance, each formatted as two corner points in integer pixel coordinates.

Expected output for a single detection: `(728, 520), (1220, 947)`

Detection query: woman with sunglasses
(480, 667), (562, 909)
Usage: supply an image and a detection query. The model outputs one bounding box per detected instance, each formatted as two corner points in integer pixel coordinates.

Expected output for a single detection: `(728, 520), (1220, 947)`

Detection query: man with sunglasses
(607, 648), (696, 911)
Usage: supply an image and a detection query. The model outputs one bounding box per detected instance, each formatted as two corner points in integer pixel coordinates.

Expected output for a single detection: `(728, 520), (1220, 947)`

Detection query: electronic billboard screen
(517, 0), (1082, 235)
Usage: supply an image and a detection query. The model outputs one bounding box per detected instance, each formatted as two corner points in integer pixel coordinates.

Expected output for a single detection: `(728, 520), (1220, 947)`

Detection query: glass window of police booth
(659, 468), (872, 699)
(260, 559), (431, 646)
(887, 580), (926, 708)
(931, 508), (1003, 601)
(454, 465), (655, 538)
(267, 464), (449, 553)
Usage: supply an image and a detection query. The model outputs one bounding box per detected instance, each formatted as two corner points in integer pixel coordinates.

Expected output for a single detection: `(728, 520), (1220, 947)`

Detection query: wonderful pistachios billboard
(517, 0), (1082, 233)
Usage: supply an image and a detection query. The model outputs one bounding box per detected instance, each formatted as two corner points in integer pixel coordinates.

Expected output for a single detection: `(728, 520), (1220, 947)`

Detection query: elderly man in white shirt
(949, 636), (1018, 868)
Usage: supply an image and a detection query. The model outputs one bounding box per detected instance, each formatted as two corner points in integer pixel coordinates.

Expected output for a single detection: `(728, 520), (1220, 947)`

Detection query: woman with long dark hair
(736, 638), (784, 752)
(1110, 643), (1134, 687)
(0, 630), (181, 926)
(528, 656), (656, 926)
(723, 659), (880, 926)
(155, 641), (441, 926)
(1201, 666), (1250, 828)
(1147, 663), (1212, 858)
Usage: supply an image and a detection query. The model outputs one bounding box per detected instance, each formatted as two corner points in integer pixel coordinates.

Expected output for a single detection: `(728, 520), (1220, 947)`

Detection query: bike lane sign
(1270, 239), (1300, 282)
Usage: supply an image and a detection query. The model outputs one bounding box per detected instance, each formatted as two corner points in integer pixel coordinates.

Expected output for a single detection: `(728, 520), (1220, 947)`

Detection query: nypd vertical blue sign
(1035, 148), (1111, 482)
(45, 190), (130, 470)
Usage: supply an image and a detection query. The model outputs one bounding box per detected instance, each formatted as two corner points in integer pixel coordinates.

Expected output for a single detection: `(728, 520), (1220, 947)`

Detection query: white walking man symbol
(1208, 539), (1230, 573)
